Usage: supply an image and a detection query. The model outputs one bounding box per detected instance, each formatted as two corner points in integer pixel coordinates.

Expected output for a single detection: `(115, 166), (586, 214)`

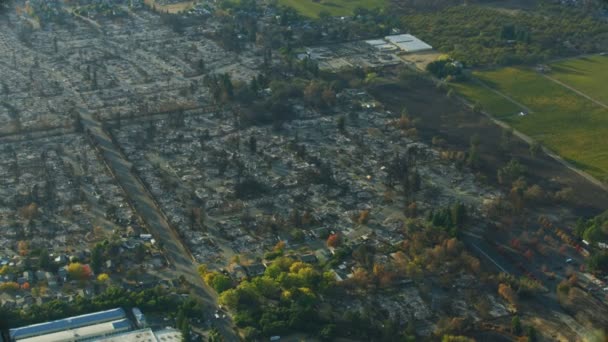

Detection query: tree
(511, 315), (522, 335)
(208, 328), (224, 342)
(500, 128), (513, 152)
(0, 282), (20, 292)
(205, 273), (233, 293)
(497, 159), (526, 185)
(467, 136), (480, 169)
(326, 233), (341, 248)
(248, 136), (257, 153)
(321, 88), (336, 107)
(337, 116), (346, 133)
(319, 324), (336, 341)
(67, 263), (91, 281)
(529, 141), (541, 157)
(97, 273), (110, 283)
(586, 252), (608, 273)
(18, 241), (29, 256)
(180, 319), (191, 342)
(91, 244), (104, 274)
(19, 203), (38, 220)
(358, 210), (370, 225)
(38, 251), (52, 271)
(525, 325), (537, 342)
(498, 283), (517, 306)
(442, 336), (474, 342)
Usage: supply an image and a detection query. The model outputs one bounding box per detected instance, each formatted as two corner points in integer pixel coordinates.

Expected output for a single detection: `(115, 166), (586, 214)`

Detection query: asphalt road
(80, 112), (239, 341)
(462, 231), (592, 340)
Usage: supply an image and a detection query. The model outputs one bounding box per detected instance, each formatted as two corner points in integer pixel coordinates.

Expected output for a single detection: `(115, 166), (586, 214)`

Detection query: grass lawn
(452, 66), (608, 180)
(278, 0), (387, 18)
(549, 55), (608, 104)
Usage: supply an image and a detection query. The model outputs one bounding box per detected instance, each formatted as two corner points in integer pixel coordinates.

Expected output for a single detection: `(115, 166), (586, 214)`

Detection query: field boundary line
(471, 77), (534, 114)
(539, 73), (608, 110)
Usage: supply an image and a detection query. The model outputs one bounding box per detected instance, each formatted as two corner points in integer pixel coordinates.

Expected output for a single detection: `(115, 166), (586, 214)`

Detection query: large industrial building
(366, 34), (433, 53)
(9, 308), (128, 342)
(92, 328), (181, 342)
(7, 308), (180, 342)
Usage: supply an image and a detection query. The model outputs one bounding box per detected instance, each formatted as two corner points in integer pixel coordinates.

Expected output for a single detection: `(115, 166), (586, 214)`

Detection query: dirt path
(472, 77), (534, 114)
(540, 73), (608, 110)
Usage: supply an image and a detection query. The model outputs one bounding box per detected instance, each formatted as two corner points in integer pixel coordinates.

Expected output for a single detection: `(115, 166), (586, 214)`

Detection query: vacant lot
(452, 65), (608, 181)
(549, 55), (608, 104)
(278, 0), (386, 17)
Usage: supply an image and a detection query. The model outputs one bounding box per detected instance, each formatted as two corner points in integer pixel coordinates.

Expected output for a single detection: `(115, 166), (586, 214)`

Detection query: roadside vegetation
(0, 286), (187, 330)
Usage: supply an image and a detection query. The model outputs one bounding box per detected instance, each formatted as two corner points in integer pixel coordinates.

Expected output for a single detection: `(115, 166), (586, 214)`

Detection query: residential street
(80, 112), (239, 341)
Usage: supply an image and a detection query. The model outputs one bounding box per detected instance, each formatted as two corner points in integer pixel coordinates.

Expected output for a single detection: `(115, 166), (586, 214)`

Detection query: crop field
(278, 0), (386, 17)
(548, 55), (608, 104)
(450, 79), (520, 119)
(451, 58), (608, 180)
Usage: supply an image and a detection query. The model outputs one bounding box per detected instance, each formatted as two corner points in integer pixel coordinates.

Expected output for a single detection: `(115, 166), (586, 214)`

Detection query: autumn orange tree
(67, 263), (92, 280)
(19, 203), (39, 221)
(0, 282), (20, 292)
(326, 233), (341, 248)
(498, 283), (518, 307)
(18, 241), (29, 256)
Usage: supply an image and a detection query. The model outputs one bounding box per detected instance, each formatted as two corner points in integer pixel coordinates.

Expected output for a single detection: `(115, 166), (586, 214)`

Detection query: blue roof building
(131, 308), (146, 328)
(9, 308), (126, 341)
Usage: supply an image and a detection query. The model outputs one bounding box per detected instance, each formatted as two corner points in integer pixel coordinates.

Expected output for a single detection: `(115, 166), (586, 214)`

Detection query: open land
(548, 55), (608, 105)
(278, 0), (387, 17)
(451, 57), (608, 182)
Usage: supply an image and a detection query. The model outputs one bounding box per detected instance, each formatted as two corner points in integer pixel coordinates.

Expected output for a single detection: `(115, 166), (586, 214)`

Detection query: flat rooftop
(17, 319), (131, 342)
(10, 308), (126, 340)
(385, 34), (433, 53)
(92, 328), (156, 342)
(154, 328), (182, 342)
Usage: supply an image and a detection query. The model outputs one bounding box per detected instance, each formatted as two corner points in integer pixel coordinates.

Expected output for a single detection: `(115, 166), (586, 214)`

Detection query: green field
(549, 55), (608, 104)
(450, 80), (520, 119)
(278, 0), (386, 17)
(451, 58), (608, 180)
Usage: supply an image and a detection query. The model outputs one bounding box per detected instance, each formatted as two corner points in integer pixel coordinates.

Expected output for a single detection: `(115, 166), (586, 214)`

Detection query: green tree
(498, 159), (526, 185)
(208, 328), (223, 342)
(467, 135), (480, 168)
(38, 251), (52, 271)
(211, 274), (233, 293)
(91, 244), (104, 274)
(511, 315), (522, 335)
(529, 141), (541, 157)
(587, 252), (608, 273)
(319, 324), (336, 341)
(525, 325), (537, 342)
(337, 116), (346, 133)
